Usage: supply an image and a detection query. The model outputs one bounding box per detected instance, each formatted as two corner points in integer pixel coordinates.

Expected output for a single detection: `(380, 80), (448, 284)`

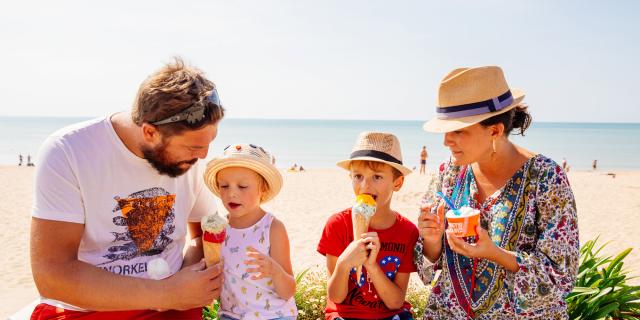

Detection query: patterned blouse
(415, 154), (579, 319)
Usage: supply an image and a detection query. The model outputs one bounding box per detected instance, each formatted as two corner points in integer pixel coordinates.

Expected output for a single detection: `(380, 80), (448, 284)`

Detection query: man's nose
(194, 146), (209, 159)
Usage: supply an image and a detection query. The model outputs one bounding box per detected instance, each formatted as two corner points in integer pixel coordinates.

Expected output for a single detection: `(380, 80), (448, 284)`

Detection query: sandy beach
(1, 165), (639, 318)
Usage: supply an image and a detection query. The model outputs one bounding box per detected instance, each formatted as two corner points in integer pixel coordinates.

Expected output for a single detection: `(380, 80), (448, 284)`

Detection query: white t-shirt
(32, 116), (217, 310)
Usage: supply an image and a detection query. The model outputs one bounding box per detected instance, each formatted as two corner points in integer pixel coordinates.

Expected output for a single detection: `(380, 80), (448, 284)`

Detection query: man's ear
(393, 175), (404, 191)
(141, 123), (161, 144)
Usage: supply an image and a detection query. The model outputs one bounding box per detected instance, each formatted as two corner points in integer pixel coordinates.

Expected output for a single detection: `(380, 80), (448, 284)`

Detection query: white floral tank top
(219, 212), (298, 320)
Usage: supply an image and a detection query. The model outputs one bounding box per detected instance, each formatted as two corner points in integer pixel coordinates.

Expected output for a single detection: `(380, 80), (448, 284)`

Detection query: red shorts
(30, 303), (202, 320)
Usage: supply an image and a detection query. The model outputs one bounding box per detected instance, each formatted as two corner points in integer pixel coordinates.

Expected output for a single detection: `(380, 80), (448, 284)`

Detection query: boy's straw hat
(204, 143), (282, 203)
(337, 132), (412, 176)
(423, 66), (525, 133)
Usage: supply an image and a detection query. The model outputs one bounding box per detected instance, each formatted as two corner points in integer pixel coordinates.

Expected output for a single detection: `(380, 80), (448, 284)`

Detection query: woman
(416, 66), (578, 319)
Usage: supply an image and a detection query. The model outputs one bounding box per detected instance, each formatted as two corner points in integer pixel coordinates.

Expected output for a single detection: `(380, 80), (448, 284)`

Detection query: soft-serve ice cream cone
(352, 194), (376, 286)
(201, 214), (228, 267)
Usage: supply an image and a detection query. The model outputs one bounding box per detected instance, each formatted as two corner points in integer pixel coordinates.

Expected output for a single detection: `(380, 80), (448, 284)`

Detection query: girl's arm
(268, 219), (296, 299)
(246, 218), (296, 300)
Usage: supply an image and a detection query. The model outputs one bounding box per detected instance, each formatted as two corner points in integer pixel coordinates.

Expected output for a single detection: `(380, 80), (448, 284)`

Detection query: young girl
(204, 143), (297, 320)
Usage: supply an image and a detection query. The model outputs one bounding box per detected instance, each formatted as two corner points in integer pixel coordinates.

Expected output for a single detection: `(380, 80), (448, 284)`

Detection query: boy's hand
(244, 246), (283, 280)
(336, 238), (368, 270)
(362, 232), (380, 269)
(418, 203), (445, 245)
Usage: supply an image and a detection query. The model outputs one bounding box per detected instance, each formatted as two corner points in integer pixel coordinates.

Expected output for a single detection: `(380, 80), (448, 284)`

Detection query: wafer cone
(352, 213), (372, 286)
(203, 240), (222, 267)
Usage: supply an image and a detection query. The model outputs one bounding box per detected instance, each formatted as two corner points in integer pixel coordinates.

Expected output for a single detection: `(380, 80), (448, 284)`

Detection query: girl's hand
(418, 203), (445, 245)
(244, 246), (283, 280)
(361, 232), (380, 269)
(336, 238), (369, 270)
(445, 225), (497, 260)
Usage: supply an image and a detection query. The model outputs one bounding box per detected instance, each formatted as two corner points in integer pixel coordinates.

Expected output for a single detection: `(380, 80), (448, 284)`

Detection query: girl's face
(216, 167), (265, 220)
(443, 123), (494, 166)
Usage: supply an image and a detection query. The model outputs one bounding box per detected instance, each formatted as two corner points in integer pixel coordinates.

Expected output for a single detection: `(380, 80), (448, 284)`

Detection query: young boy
(317, 132), (419, 320)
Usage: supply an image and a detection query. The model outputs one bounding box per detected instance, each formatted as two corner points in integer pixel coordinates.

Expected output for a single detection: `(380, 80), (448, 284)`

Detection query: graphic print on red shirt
(317, 208), (419, 319)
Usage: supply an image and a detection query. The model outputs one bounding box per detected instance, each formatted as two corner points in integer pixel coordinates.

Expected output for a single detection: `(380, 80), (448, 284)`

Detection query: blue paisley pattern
(416, 155), (579, 319)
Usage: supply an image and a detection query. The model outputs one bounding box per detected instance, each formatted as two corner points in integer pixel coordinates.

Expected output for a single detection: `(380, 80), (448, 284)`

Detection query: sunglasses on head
(152, 88), (221, 128)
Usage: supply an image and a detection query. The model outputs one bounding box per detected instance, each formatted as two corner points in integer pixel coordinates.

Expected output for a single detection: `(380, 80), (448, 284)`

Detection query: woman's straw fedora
(337, 131), (412, 176)
(423, 66), (525, 133)
(204, 143), (282, 203)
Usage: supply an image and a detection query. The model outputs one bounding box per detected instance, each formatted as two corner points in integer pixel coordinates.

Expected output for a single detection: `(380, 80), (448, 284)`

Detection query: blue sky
(1, 0), (638, 122)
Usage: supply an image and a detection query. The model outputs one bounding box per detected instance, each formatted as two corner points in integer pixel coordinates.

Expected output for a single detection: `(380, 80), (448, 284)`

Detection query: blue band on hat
(436, 90), (514, 120)
(350, 150), (402, 165)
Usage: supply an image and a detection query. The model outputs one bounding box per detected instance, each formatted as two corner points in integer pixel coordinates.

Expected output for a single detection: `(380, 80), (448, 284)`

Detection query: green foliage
(565, 236), (640, 319)
(202, 300), (219, 320)
(204, 267), (431, 319)
(294, 268), (327, 320)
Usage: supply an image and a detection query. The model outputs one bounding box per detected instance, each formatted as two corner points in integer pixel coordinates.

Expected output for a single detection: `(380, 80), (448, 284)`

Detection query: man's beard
(141, 142), (198, 177)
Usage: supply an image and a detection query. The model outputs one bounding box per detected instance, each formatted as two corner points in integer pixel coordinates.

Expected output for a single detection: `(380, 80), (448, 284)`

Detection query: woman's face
(443, 123), (494, 165)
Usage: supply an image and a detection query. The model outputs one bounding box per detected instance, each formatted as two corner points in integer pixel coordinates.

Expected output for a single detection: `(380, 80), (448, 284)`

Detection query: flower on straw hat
(204, 143), (282, 203)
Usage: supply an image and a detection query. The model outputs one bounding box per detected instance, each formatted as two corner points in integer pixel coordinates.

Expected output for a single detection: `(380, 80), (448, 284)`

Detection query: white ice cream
(445, 206), (479, 218)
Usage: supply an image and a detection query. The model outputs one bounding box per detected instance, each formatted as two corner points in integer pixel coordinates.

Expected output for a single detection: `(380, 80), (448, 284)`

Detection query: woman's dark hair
(479, 104), (532, 136)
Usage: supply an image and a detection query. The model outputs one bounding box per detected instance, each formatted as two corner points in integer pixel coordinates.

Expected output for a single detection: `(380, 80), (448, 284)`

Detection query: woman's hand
(445, 225), (497, 260)
(418, 203), (445, 245)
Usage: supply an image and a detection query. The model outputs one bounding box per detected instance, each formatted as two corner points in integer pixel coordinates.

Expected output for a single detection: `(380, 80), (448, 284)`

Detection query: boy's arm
(365, 267), (410, 310)
(30, 217), (223, 311)
(267, 219), (296, 299)
(326, 254), (351, 304)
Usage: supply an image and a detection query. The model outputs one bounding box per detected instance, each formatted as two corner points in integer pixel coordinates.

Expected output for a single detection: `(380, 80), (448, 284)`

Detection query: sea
(1, 116), (639, 171)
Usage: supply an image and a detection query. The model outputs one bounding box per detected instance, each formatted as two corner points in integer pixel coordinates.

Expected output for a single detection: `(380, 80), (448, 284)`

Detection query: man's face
(142, 123), (218, 177)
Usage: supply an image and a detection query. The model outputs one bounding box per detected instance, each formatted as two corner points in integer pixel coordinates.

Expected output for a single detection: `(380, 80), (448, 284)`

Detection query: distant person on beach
(593, 159), (598, 170)
(419, 146), (428, 174)
(288, 163), (298, 172)
(27, 154), (35, 167)
(203, 143), (297, 319)
(18, 154), (23, 166)
(562, 157), (567, 170)
(299, 165), (305, 172)
(30, 58), (225, 319)
(418, 66), (578, 318)
(318, 132), (418, 320)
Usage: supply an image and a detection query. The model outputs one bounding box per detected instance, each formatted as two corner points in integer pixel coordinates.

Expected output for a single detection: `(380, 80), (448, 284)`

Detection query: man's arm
(182, 222), (204, 268)
(31, 217), (222, 311)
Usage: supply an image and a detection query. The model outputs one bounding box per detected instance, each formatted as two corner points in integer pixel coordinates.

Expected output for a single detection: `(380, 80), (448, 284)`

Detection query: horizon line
(0, 115), (639, 125)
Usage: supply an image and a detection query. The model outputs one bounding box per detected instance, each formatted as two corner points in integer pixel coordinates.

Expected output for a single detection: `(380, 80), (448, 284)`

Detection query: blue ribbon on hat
(436, 90), (514, 120)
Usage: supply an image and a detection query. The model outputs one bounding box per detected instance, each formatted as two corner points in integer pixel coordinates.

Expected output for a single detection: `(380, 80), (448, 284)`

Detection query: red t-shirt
(317, 209), (419, 320)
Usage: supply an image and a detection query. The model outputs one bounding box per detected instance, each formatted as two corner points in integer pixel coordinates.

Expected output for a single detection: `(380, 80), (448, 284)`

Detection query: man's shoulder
(46, 117), (109, 146)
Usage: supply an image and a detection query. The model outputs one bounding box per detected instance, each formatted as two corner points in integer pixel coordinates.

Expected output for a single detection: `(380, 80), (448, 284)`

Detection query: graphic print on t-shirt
(345, 253), (402, 308)
(100, 187), (176, 265)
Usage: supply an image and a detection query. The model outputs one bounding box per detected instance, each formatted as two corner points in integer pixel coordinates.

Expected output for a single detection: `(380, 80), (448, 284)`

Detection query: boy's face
(216, 167), (264, 219)
(349, 163), (404, 209)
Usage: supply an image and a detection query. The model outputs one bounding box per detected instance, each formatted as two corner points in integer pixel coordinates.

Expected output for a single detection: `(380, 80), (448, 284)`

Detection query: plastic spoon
(436, 191), (462, 216)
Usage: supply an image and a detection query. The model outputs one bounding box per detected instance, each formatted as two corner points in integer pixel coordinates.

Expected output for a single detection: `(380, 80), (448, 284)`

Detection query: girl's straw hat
(423, 66), (525, 133)
(337, 132), (412, 176)
(204, 143), (282, 203)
